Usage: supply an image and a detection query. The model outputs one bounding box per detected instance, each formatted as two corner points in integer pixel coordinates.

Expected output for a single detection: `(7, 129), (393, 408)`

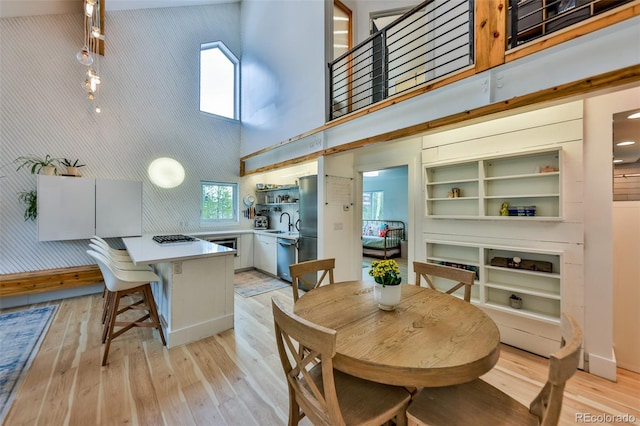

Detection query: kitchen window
(201, 181), (238, 223)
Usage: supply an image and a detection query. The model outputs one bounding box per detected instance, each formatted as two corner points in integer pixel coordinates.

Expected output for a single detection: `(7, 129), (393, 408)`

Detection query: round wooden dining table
(293, 280), (501, 388)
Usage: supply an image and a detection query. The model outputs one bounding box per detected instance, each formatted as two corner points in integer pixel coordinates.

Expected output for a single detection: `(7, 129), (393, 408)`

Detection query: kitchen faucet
(280, 212), (293, 232)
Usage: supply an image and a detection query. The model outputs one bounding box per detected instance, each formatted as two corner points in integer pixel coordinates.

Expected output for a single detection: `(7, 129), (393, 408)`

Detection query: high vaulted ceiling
(0, 0), (234, 19)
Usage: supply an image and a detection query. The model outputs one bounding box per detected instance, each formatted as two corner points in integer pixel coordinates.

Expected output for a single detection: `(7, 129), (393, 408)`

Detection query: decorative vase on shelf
(374, 280), (402, 311)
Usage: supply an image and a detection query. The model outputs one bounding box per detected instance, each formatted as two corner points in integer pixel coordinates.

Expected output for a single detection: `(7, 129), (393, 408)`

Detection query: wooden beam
(241, 64), (640, 176)
(0, 265), (103, 297)
(474, 0), (507, 73)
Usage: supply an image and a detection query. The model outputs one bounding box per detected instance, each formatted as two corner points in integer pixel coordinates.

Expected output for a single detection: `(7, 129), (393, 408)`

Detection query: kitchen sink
(262, 230), (299, 236)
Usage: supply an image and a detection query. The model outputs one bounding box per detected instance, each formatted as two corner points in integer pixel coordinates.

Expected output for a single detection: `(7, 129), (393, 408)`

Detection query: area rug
(0, 305), (57, 423)
(234, 270), (290, 297)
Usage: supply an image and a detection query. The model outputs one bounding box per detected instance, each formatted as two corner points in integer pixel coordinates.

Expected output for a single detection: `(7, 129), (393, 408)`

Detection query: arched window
(200, 41), (239, 120)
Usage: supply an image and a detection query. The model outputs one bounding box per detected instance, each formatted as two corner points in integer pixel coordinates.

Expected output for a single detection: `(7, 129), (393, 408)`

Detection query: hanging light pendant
(76, 47), (93, 65)
(78, 0), (104, 111)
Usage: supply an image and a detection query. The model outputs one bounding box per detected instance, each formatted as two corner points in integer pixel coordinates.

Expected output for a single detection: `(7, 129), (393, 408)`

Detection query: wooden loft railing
(240, 0), (640, 176)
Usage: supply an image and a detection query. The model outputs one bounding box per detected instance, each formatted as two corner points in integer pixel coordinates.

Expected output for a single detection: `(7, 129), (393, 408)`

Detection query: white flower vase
(374, 283), (402, 311)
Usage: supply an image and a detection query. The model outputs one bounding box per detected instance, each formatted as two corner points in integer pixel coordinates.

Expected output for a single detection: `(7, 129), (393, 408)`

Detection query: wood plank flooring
(2, 272), (639, 425)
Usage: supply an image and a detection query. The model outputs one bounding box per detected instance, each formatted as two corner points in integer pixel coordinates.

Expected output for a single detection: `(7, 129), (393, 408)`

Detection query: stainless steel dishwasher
(277, 238), (296, 282)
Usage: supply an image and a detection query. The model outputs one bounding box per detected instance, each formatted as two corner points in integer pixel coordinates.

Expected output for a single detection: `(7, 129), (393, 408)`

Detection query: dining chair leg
(143, 284), (166, 346)
(102, 290), (120, 366)
(102, 291), (114, 343)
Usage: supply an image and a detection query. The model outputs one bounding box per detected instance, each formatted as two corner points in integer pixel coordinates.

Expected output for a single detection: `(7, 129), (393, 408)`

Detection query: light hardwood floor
(3, 273), (639, 425)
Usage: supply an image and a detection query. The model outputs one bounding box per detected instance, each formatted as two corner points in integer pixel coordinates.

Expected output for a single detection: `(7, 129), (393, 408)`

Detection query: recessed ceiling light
(628, 112), (640, 119)
(616, 141), (636, 146)
(613, 159), (623, 163)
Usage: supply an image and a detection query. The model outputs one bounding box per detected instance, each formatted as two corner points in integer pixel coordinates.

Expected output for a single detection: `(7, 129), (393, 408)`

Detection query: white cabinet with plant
(424, 148), (562, 220)
(37, 175), (96, 241)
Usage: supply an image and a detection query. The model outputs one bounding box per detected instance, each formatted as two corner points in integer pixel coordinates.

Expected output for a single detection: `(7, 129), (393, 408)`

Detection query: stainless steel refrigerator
(297, 175), (317, 290)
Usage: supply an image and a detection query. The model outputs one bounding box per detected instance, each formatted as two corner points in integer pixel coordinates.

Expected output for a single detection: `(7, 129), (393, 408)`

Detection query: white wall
(583, 87), (640, 380)
(613, 201), (640, 373)
(0, 5), (246, 274)
(350, 137), (422, 279)
(240, 0), (327, 156)
(363, 166), (409, 225)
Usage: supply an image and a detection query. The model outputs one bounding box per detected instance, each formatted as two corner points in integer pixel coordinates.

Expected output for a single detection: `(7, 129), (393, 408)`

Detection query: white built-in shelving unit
(425, 148), (562, 220)
(425, 241), (562, 324)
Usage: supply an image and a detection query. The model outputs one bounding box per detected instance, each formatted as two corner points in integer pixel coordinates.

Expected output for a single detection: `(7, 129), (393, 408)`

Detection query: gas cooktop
(152, 234), (197, 244)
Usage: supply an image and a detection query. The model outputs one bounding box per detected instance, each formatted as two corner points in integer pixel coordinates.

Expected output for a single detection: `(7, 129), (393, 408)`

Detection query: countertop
(188, 229), (300, 241)
(123, 234), (236, 264)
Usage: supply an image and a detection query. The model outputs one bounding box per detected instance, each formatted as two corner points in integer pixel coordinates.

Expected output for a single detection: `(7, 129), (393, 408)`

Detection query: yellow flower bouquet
(368, 259), (401, 287)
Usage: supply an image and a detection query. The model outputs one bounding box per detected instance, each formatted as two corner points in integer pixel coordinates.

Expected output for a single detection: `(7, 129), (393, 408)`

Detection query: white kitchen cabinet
(37, 175), (95, 241)
(253, 233), (277, 276)
(95, 179), (142, 238)
(238, 233), (254, 269)
(37, 175), (142, 241)
(425, 148), (562, 220)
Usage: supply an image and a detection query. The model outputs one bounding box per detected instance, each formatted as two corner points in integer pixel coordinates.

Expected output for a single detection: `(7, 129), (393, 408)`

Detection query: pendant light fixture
(77, 0), (104, 113)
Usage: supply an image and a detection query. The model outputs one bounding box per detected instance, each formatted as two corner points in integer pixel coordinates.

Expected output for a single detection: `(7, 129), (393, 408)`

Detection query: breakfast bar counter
(123, 234), (236, 348)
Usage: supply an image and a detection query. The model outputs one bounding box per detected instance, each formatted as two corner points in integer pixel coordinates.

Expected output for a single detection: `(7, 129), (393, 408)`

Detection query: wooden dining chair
(289, 258), (335, 302)
(271, 297), (410, 426)
(413, 261), (476, 302)
(406, 312), (582, 426)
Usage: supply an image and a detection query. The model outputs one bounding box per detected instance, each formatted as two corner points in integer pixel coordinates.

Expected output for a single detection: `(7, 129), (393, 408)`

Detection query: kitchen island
(123, 234), (236, 348)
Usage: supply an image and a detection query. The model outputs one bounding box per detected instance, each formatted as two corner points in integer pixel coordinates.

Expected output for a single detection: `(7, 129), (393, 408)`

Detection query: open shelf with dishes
(424, 148), (562, 220)
(425, 240), (562, 324)
(255, 185), (299, 207)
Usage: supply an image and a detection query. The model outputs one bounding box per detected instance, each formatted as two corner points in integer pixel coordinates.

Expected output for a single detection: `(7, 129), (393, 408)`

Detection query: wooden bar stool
(87, 250), (166, 366)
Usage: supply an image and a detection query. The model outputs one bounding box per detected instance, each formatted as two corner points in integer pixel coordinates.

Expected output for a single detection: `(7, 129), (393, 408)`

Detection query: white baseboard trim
(162, 314), (234, 348)
(587, 350), (617, 381)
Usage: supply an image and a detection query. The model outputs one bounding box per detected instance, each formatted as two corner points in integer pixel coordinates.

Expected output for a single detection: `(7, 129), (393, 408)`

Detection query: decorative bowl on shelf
(256, 183), (264, 190)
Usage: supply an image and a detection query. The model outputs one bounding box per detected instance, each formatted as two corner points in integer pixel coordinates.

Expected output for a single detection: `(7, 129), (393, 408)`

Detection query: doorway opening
(361, 165), (409, 283)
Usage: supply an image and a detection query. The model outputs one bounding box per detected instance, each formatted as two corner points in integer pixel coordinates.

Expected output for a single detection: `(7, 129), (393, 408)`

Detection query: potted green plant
(17, 190), (37, 221)
(15, 155), (60, 175)
(61, 158), (86, 176)
(369, 259), (402, 310)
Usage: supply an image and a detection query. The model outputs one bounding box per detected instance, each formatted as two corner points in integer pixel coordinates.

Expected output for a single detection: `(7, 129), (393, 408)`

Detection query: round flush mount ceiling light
(148, 157), (185, 188)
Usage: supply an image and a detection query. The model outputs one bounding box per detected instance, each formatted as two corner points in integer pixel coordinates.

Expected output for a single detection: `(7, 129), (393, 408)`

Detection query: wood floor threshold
(0, 265), (103, 297)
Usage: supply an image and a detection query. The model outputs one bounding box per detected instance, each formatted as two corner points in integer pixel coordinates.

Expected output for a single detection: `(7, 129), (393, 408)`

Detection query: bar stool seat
(87, 250), (166, 366)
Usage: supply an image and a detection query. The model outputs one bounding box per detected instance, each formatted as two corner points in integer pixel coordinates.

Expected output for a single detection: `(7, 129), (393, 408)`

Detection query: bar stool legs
(102, 283), (166, 366)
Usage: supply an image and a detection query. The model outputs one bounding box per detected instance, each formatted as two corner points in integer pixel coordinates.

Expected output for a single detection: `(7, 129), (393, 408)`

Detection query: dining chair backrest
(406, 312), (582, 426)
(529, 312), (583, 425)
(289, 258), (335, 302)
(271, 296), (344, 425)
(413, 261), (476, 302)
